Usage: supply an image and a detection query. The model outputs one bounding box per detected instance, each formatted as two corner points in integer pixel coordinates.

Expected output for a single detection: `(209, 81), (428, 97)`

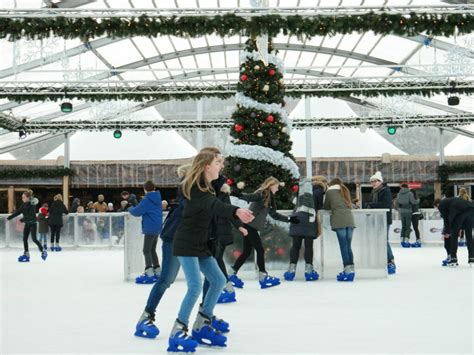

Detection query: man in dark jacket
(434, 197), (474, 266)
(129, 180), (163, 283)
(365, 171), (396, 274)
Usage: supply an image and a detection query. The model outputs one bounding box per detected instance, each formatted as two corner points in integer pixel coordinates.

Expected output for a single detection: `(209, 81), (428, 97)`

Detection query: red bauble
(240, 74), (248, 81)
(266, 115), (274, 123)
(268, 69), (276, 76)
(232, 250), (242, 259)
(234, 124), (244, 132)
(276, 247), (285, 256)
(291, 185), (299, 193)
(226, 178), (234, 186)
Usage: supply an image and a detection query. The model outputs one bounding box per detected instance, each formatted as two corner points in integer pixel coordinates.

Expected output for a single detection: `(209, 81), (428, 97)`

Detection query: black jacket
(438, 197), (474, 235)
(239, 191), (289, 231)
(209, 177), (243, 246)
(161, 186), (185, 243)
(366, 184), (393, 225)
(289, 184), (325, 238)
(173, 184), (239, 257)
(48, 200), (69, 227)
(7, 198), (39, 225)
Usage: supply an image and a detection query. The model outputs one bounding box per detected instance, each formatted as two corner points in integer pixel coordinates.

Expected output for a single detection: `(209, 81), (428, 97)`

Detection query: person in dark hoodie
(434, 197), (474, 267)
(129, 180), (163, 284)
(48, 194), (69, 252)
(7, 189), (47, 262)
(70, 198), (81, 213)
(396, 184), (420, 248)
(365, 171), (396, 275)
(284, 175), (327, 282)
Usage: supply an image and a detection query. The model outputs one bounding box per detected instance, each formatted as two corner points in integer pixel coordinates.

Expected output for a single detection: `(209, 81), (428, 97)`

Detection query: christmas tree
(224, 39), (300, 208)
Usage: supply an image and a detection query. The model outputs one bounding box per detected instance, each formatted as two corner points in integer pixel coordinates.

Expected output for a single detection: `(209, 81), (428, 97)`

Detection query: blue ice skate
(283, 270), (295, 281)
(401, 240), (411, 248)
(441, 258), (449, 266)
(135, 273), (157, 284)
(259, 274), (280, 289)
(135, 319), (159, 339)
(41, 250), (48, 261)
(217, 289), (236, 304)
(305, 270), (319, 281)
(387, 263), (396, 275)
(211, 316), (230, 333)
(55, 245), (62, 252)
(167, 331), (198, 353)
(192, 325), (227, 347)
(410, 240), (422, 248)
(336, 271), (355, 282)
(229, 274), (244, 288)
(18, 253), (30, 262)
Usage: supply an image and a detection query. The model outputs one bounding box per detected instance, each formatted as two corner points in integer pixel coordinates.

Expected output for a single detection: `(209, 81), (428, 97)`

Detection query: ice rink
(1, 246), (472, 355)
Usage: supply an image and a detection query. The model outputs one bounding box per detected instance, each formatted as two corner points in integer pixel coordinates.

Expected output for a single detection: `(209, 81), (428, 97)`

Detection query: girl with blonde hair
(324, 177), (356, 281)
(230, 176), (299, 289)
(166, 147), (254, 352)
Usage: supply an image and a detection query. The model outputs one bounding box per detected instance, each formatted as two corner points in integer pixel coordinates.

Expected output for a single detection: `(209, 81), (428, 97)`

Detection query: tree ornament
(234, 124), (244, 132)
(257, 132), (263, 137)
(254, 65), (260, 70)
(262, 84), (270, 92)
(279, 181), (286, 187)
(291, 185), (299, 193)
(270, 139), (279, 146)
(250, 112), (257, 118)
(226, 178), (234, 186)
(233, 164), (241, 172)
(266, 115), (274, 123)
(276, 247), (285, 256)
(240, 74), (248, 81)
(268, 69), (276, 76)
(237, 181), (246, 189)
(281, 127), (288, 133)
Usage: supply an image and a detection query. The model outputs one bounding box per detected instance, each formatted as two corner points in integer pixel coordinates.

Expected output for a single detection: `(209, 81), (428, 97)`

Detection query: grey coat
(240, 191), (289, 231)
(289, 185), (325, 238)
(396, 188), (419, 214)
(323, 186), (355, 230)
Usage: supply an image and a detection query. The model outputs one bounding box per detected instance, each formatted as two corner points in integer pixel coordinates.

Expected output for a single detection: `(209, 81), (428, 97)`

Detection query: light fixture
(113, 130), (122, 139)
(61, 102), (73, 113)
(18, 127), (27, 139)
(448, 96), (460, 106)
(387, 126), (397, 135)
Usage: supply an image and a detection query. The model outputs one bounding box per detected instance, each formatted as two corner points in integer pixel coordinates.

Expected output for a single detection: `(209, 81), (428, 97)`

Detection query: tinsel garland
(0, 167), (74, 179)
(240, 49), (284, 73)
(0, 12), (472, 41)
(226, 143), (300, 179)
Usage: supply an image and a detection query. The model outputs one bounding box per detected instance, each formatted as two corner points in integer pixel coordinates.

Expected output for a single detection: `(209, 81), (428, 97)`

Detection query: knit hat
(370, 171), (383, 183)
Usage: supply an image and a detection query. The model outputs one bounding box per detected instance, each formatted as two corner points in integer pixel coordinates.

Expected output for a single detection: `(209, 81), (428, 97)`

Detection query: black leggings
(232, 225), (266, 273)
(50, 225), (63, 244)
(411, 214), (421, 240)
(215, 242), (229, 280)
(449, 213), (474, 259)
(143, 234), (160, 270)
(289, 235), (314, 265)
(23, 223), (43, 253)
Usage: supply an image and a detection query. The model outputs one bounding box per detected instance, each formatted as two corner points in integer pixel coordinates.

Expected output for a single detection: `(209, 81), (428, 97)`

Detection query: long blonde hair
(54, 194), (63, 202)
(329, 177), (352, 209)
(256, 176), (280, 207)
(458, 187), (470, 201)
(312, 175), (327, 190)
(181, 147), (221, 200)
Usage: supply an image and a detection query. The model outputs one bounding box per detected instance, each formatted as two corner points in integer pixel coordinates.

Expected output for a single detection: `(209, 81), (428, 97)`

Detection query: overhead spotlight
(387, 126), (397, 135)
(448, 96), (460, 106)
(113, 130), (122, 139)
(18, 127), (27, 139)
(61, 102), (73, 113)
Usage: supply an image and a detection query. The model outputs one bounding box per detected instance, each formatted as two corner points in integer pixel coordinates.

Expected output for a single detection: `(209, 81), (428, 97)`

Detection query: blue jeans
(145, 240), (180, 314)
(177, 256), (226, 325)
(335, 227), (354, 267)
(39, 233), (48, 244)
(387, 224), (394, 263)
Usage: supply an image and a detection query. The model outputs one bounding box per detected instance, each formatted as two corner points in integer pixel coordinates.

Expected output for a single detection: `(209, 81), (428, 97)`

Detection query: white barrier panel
(318, 210), (388, 279)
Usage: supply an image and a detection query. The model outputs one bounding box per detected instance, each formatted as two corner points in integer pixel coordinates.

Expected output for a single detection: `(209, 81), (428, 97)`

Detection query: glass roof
(0, 0), (472, 159)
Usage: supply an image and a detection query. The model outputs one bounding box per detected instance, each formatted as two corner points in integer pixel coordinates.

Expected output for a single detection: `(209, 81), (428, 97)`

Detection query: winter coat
(173, 184), (238, 257)
(160, 187), (185, 243)
(128, 194), (139, 207)
(128, 191), (163, 235)
(37, 213), (49, 233)
(366, 184), (393, 225)
(323, 185), (356, 230)
(396, 187), (420, 214)
(48, 200), (69, 227)
(210, 177), (243, 246)
(239, 191), (289, 231)
(70, 198), (80, 213)
(7, 198), (39, 225)
(289, 183), (325, 238)
(438, 197), (474, 235)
